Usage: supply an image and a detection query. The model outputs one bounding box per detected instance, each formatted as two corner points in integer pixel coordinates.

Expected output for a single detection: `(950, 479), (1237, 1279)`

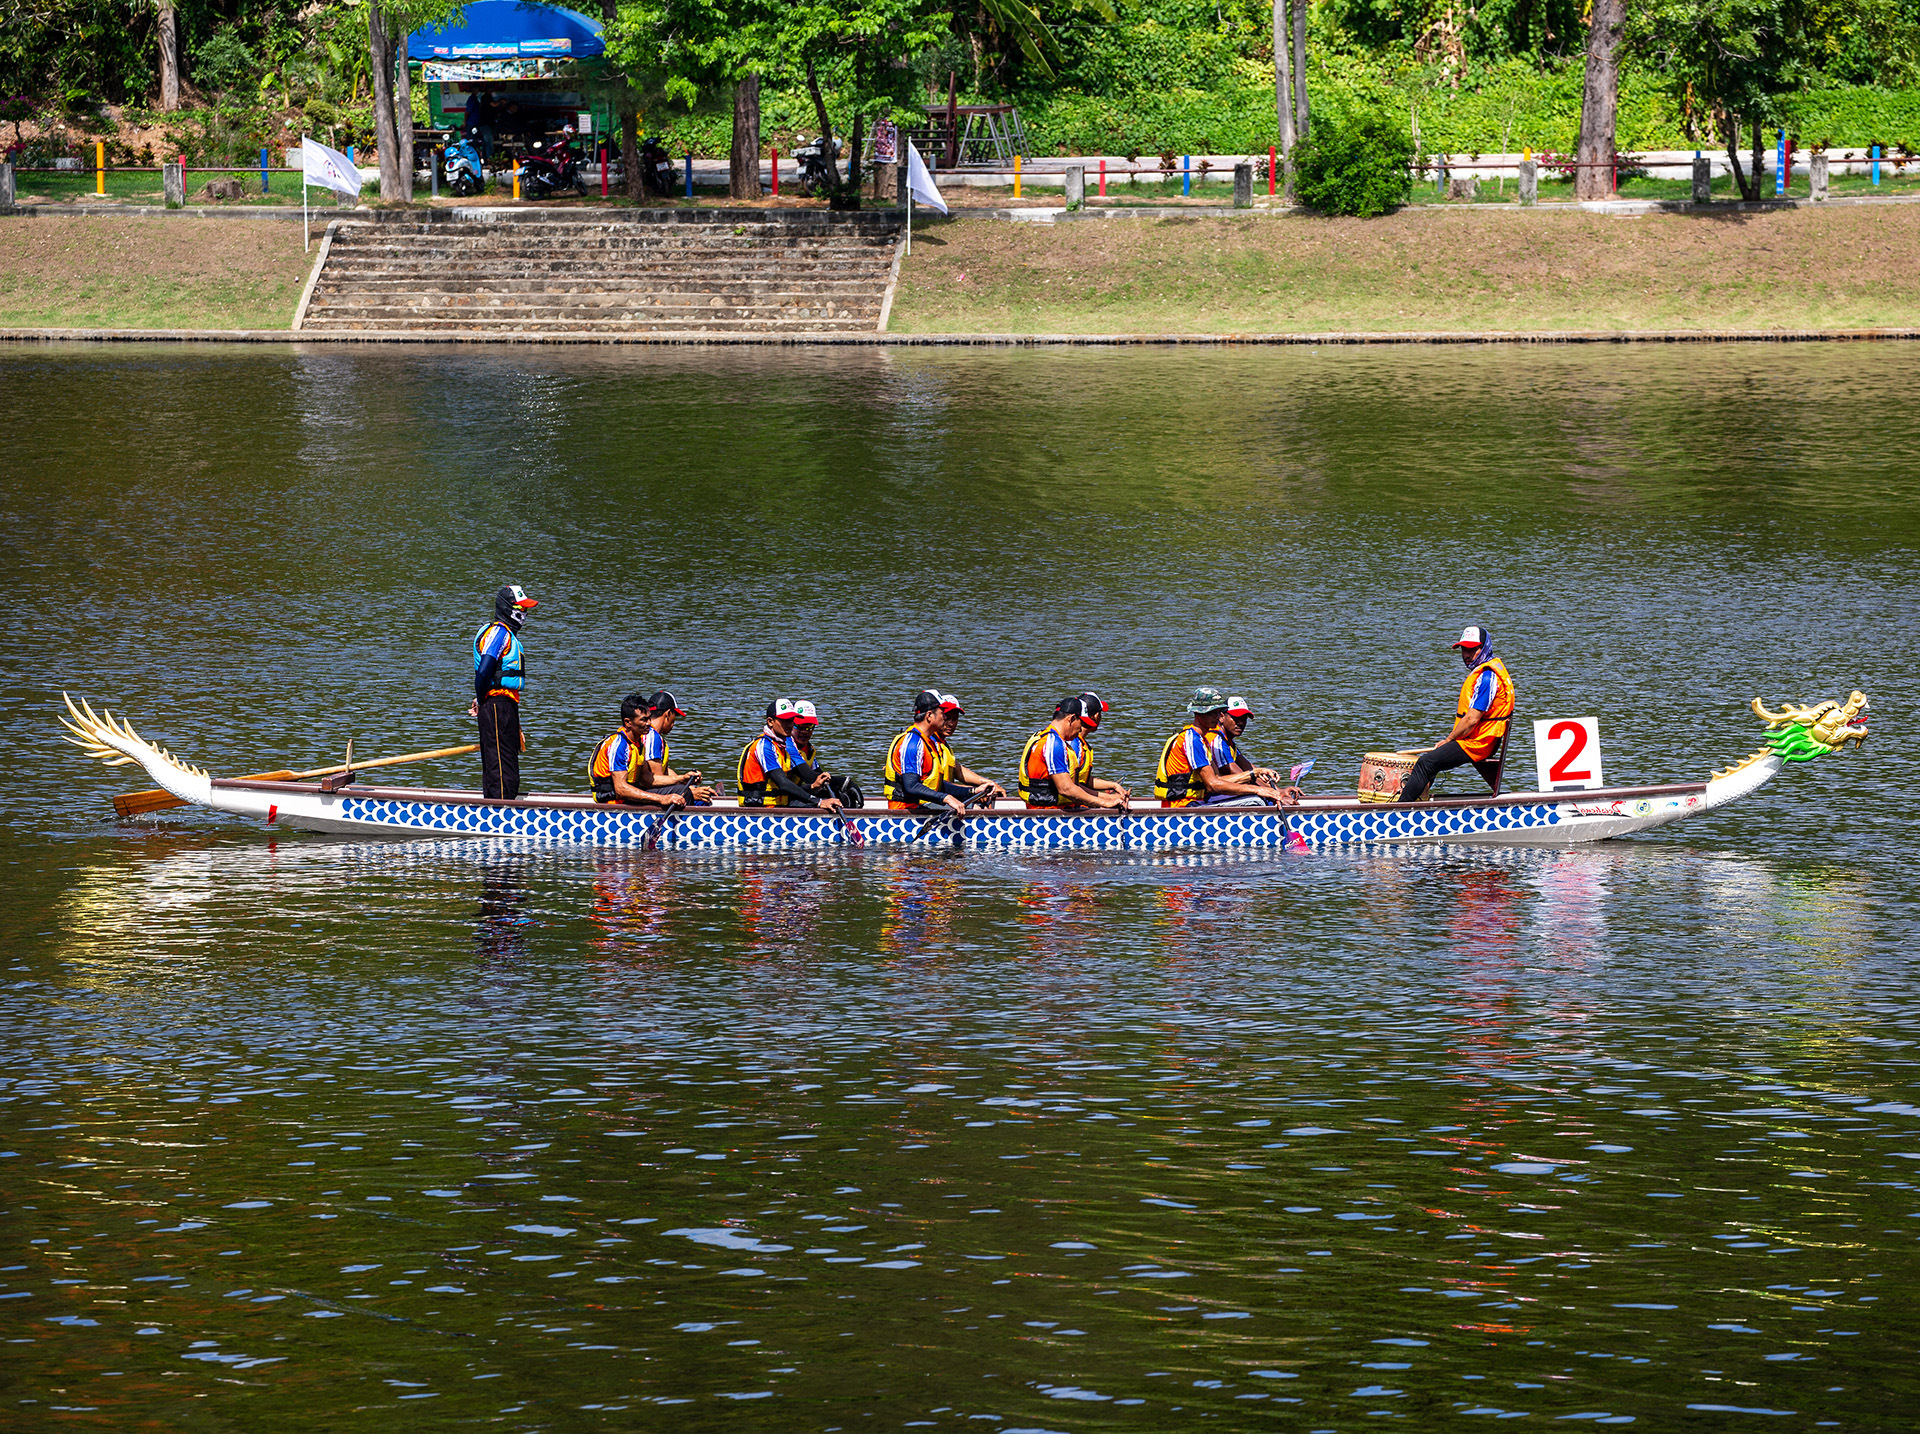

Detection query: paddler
(472, 584), (536, 799)
(636, 690), (717, 805)
(1154, 687), (1298, 807)
(1397, 624), (1516, 801)
(591, 692), (696, 809)
(1218, 696), (1292, 793)
(1019, 692), (1130, 810)
(884, 690), (999, 812)
(793, 700), (865, 808)
(737, 699), (846, 814)
(933, 692), (1007, 805)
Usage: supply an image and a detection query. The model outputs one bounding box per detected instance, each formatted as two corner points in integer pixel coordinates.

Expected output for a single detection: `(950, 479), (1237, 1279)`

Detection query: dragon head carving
(1750, 691), (1870, 760)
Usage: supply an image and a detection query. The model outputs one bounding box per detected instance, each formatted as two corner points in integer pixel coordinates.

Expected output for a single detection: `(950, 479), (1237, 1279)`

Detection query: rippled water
(4, 341), (1918, 1429)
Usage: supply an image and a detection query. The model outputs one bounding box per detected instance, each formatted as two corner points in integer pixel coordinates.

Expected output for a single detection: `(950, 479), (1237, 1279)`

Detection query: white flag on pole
(905, 142), (947, 215)
(299, 136), (366, 200)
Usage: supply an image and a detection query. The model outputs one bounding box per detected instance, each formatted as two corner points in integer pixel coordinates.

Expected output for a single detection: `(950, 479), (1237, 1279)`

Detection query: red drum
(1358, 751), (1418, 803)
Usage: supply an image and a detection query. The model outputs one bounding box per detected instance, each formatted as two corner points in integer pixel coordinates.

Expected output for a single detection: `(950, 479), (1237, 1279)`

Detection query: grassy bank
(887, 205), (1920, 335)
(0, 218), (315, 329)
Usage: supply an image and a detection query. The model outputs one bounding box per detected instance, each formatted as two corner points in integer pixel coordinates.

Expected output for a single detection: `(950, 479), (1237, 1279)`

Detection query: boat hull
(201, 766), (1764, 850)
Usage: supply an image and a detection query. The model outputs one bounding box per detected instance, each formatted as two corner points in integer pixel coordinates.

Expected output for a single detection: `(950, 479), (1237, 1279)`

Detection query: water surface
(2, 341), (1917, 1430)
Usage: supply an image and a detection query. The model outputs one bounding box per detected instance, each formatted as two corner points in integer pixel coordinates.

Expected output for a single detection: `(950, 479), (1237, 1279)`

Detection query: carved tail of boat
(58, 693), (213, 811)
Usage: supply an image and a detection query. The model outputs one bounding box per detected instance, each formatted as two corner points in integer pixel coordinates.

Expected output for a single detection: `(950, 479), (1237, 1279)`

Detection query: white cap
(768, 697), (801, 721)
(1452, 625), (1489, 650)
(793, 699), (819, 725)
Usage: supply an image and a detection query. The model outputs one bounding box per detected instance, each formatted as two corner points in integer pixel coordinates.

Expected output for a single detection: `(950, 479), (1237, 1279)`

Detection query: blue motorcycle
(442, 136), (486, 197)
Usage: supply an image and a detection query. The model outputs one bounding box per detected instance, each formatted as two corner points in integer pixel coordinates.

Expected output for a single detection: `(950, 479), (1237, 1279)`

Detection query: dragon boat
(58, 693), (1867, 853)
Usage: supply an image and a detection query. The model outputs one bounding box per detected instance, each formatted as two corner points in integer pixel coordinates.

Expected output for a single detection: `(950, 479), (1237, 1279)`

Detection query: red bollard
(600, 144), (608, 197)
(1269, 145), (1276, 196)
(1099, 157), (1106, 197)
(771, 149), (779, 198)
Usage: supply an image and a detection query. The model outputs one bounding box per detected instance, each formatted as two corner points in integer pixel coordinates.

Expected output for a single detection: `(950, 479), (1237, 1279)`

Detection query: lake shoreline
(5, 204), (1917, 335)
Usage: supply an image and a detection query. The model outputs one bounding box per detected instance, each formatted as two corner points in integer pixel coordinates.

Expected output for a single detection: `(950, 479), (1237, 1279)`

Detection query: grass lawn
(887, 203), (1920, 334)
(0, 217), (316, 329)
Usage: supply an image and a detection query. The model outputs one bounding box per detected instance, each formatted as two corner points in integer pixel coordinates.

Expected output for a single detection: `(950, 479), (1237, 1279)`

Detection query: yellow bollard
(1013, 153), (1021, 198)
(513, 159), (520, 200)
(96, 140), (105, 195)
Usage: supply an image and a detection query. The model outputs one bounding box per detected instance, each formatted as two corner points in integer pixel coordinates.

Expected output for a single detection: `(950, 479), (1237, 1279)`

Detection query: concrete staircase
(297, 209), (905, 335)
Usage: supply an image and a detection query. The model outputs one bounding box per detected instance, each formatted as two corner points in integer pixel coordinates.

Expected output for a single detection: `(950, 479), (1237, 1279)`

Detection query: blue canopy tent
(408, 1), (605, 61)
(410, 2), (612, 146)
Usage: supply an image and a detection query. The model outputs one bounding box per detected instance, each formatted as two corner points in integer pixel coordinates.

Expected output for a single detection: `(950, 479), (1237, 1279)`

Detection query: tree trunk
(1751, 118), (1764, 198)
(1272, 0), (1295, 169)
(843, 111), (864, 210)
(366, 2), (405, 202)
(1723, 113), (1753, 200)
(730, 75), (762, 199)
(1291, 0), (1310, 139)
(158, 0), (179, 112)
(395, 34), (414, 197)
(1574, 0), (1623, 201)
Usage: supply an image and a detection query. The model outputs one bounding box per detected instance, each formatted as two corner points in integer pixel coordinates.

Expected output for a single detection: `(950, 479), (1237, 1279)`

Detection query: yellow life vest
(1153, 724), (1214, 806)
(1019, 724), (1093, 807)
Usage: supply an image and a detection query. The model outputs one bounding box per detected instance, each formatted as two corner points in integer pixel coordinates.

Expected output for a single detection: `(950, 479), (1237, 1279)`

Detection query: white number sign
(1534, 717), (1604, 792)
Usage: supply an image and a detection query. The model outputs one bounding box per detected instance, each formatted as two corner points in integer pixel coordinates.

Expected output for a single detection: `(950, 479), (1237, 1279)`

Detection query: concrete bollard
(1810, 151), (1829, 202)
(1518, 159), (1537, 206)
(163, 161), (185, 208)
(1233, 161), (1252, 208)
(1064, 164), (1084, 207)
(0, 161), (13, 208)
(1692, 155), (1711, 203)
(897, 157), (909, 209)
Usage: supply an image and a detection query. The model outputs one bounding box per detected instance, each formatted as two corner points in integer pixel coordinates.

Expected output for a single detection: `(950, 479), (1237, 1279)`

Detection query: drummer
(1396, 624), (1516, 801)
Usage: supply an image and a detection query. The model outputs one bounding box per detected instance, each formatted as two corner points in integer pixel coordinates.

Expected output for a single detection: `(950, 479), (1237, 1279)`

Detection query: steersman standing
(472, 584), (537, 799)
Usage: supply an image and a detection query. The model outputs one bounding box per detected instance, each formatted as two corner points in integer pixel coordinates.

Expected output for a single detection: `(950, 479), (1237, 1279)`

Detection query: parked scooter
(442, 136), (486, 198)
(637, 136), (677, 196)
(793, 135), (841, 195)
(519, 131), (588, 200)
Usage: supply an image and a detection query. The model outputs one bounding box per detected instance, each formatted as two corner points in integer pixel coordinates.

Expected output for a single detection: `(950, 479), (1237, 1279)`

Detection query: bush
(1292, 108), (1414, 216)
(192, 29), (262, 97)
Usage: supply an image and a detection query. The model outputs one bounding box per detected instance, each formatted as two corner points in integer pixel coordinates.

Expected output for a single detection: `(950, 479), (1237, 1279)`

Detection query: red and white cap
(767, 697), (801, 723)
(938, 691), (965, 715)
(1225, 694), (1254, 717)
(1452, 625), (1490, 650)
(793, 699), (819, 726)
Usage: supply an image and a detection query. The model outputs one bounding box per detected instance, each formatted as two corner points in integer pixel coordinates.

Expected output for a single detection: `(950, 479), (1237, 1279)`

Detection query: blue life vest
(474, 621), (526, 697)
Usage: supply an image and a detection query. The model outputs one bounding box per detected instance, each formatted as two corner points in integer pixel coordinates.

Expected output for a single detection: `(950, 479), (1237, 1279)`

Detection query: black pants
(1398, 740), (1501, 802)
(478, 694), (522, 799)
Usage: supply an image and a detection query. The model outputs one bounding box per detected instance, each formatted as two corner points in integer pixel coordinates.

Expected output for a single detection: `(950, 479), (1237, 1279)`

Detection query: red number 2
(1548, 721), (1593, 782)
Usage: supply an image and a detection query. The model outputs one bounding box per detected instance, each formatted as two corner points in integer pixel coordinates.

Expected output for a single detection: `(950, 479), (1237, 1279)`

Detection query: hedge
(642, 67), (1920, 162)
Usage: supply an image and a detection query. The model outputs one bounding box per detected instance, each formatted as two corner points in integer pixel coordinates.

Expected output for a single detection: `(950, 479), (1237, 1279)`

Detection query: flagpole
(301, 136), (309, 253)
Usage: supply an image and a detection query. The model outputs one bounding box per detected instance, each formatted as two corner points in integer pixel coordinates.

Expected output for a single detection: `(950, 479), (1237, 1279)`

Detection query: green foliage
(1291, 105), (1413, 214)
(191, 26), (260, 95)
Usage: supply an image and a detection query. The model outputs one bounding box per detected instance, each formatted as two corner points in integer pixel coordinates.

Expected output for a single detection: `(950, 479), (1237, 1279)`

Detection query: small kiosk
(410, 1), (613, 153)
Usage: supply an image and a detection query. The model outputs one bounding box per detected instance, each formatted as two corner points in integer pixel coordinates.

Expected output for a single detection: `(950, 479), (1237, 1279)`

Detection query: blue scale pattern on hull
(336, 795), (1564, 849)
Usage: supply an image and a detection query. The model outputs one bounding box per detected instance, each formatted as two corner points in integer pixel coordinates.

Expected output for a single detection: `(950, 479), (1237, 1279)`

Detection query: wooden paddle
(111, 743), (480, 819)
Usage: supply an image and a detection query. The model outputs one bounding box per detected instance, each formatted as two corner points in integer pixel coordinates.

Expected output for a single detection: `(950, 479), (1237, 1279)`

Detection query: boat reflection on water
(588, 851), (673, 954)
(739, 856), (833, 957)
(473, 853), (534, 964)
(879, 855), (964, 959)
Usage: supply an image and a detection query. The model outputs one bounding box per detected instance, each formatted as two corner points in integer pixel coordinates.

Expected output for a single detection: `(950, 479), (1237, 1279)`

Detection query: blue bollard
(1775, 129), (1786, 196)
(1871, 143), (1881, 185)
(261, 146), (270, 194)
(685, 154), (693, 198)
(1182, 154), (1191, 196)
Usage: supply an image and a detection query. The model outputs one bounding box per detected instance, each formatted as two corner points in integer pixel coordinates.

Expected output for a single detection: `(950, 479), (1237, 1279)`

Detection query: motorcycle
(519, 132), (589, 200)
(441, 136), (486, 198)
(793, 134), (841, 196)
(637, 136), (677, 197)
